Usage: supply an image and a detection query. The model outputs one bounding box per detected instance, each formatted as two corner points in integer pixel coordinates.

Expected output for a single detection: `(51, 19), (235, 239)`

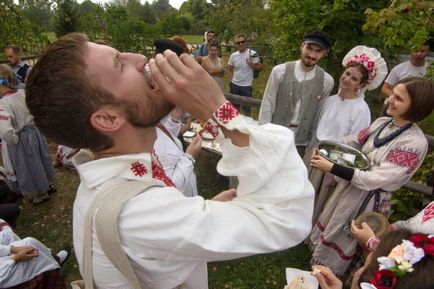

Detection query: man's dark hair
(399, 77), (434, 122)
(5, 45), (21, 55)
(26, 33), (116, 152)
(208, 41), (219, 49)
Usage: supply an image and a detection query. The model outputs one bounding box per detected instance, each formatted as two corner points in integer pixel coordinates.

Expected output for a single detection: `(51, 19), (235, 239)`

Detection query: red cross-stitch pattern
(214, 102), (239, 124)
(385, 149), (420, 174)
(203, 122), (220, 138)
(0, 115), (9, 121)
(357, 127), (369, 145)
(151, 153), (175, 187)
(130, 161), (147, 177)
(422, 202), (434, 223)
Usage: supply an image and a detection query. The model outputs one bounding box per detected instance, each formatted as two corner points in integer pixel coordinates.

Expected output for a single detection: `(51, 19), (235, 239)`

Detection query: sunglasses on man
(236, 41), (245, 45)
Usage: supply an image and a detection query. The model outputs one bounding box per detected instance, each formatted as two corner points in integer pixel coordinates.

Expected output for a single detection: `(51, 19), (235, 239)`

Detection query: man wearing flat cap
(258, 30), (334, 156)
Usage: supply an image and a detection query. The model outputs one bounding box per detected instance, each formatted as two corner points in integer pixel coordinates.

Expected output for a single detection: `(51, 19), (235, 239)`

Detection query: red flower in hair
(371, 270), (397, 289)
(359, 54), (369, 61)
(410, 234), (434, 256)
(367, 61), (375, 71)
(347, 53), (376, 84)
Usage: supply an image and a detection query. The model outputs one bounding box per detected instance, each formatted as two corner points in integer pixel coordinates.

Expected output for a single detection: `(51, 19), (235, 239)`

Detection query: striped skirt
(7, 126), (55, 195)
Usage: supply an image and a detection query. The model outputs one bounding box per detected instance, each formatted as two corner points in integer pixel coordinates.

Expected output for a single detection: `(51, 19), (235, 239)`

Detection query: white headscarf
(342, 45), (388, 98)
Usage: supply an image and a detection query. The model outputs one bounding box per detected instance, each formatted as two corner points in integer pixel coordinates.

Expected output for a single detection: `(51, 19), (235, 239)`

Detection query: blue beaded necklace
(373, 119), (412, 148)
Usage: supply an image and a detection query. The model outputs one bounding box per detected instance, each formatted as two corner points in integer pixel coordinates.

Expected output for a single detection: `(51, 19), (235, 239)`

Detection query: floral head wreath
(360, 234), (434, 289)
(342, 45), (388, 93)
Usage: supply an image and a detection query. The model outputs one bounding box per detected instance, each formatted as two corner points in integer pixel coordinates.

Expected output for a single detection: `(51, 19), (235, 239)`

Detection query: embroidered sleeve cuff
(203, 101), (241, 138)
(330, 163), (355, 182)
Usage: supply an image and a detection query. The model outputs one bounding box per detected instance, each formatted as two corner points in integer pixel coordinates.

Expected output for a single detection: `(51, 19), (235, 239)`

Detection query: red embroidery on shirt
(422, 202), (434, 223)
(320, 236), (354, 260)
(151, 153), (175, 187)
(385, 149), (420, 174)
(214, 101), (239, 124)
(130, 161), (147, 177)
(0, 115), (9, 121)
(357, 128), (369, 145)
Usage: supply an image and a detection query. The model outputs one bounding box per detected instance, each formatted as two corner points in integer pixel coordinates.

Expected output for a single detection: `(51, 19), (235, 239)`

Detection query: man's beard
(122, 98), (175, 129)
(301, 56), (317, 67)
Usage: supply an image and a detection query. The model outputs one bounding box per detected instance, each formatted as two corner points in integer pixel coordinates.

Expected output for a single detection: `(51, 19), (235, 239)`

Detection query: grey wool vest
(271, 61), (325, 144)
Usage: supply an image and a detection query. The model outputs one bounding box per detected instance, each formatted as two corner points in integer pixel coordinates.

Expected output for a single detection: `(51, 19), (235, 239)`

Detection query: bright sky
(76, 0), (186, 9)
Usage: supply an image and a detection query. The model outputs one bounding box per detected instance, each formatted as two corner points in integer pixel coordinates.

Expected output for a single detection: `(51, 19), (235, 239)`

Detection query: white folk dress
(0, 220), (60, 287)
(0, 90), (54, 195)
(309, 117), (427, 279)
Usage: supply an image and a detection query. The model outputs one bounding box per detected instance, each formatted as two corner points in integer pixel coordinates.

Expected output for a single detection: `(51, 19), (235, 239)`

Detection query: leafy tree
(364, 0), (434, 79)
(152, 0), (173, 20)
(152, 0), (170, 11)
(364, 0), (433, 51)
(158, 10), (186, 36)
(104, 4), (158, 54)
(126, 0), (145, 20)
(179, 0), (212, 34)
(19, 0), (53, 31)
(1, 0), (49, 55)
(53, 0), (79, 37)
(142, 2), (158, 25)
(179, 0), (211, 20)
(76, 0), (105, 40)
(208, 0), (271, 46)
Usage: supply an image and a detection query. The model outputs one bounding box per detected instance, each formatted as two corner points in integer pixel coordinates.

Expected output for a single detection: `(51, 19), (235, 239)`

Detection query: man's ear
(90, 107), (126, 133)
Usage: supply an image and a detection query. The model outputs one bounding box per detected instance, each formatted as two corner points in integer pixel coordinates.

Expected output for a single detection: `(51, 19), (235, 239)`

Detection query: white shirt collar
(73, 150), (154, 189)
(294, 60), (317, 80)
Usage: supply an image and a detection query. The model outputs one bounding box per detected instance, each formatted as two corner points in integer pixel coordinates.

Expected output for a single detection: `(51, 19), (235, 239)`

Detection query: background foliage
(2, 0), (432, 65)
(1, 0), (50, 55)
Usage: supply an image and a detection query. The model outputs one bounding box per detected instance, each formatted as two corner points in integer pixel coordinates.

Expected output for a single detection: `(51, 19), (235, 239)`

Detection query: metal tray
(317, 140), (370, 170)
